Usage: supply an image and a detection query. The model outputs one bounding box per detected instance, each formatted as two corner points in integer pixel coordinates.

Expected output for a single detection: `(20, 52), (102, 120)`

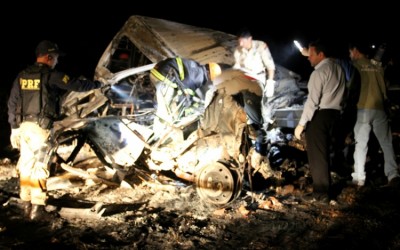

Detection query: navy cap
(35, 40), (65, 56)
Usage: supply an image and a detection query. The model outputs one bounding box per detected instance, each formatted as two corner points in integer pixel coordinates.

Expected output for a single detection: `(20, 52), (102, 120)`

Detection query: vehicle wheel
(195, 162), (241, 206)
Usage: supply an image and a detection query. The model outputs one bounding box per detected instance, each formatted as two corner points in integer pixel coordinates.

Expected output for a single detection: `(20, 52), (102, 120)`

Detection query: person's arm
(233, 48), (241, 69)
(377, 66), (388, 100)
(7, 77), (22, 149)
(49, 71), (103, 92)
(7, 77), (21, 129)
(267, 69), (275, 81)
(295, 71), (322, 140)
(299, 70), (323, 126)
(260, 42), (275, 80)
(295, 69), (323, 141)
(346, 66), (361, 108)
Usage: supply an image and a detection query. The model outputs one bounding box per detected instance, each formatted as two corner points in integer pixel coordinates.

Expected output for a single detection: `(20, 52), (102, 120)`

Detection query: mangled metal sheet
(95, 15), (237, 80)
(84, 117), (153, 167)
(94, 16), (306, 127)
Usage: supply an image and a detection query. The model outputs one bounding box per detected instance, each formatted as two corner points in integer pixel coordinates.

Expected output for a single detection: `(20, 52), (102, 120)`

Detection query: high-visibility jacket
(150, 57), (209, 93)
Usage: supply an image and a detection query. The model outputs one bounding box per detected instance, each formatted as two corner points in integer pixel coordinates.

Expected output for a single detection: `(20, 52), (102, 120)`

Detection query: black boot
(22, 201), (32, 218)
(30, 204), (59, 222)
(30, 205), (50, 221)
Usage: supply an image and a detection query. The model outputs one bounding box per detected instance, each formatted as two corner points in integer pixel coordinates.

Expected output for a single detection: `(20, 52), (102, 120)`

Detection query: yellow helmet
(208, 62), (222, 81)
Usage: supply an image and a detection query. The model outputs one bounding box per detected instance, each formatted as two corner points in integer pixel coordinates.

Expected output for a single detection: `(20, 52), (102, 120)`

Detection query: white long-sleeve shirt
(299, 58), (345, 126)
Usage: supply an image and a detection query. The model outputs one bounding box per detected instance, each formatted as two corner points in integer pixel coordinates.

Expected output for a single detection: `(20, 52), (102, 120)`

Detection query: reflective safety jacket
(150, 57), (209, 92)
(8, 63), (102, 129)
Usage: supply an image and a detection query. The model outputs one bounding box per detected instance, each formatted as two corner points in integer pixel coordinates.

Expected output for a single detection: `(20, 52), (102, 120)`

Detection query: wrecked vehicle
(92, 15), (306, 128)
(51, 16), (307, 206)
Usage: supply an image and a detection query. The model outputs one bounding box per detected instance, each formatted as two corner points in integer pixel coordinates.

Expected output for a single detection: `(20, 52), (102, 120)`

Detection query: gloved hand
(265, 79), (275, 97)
(32, 161), (50, 180)
(10, 128), (20, 149)
(294, 125), (304, 140)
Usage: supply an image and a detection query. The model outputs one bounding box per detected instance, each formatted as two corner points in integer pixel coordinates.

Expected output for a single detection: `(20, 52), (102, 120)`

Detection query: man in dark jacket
(7, 40), (104, 221)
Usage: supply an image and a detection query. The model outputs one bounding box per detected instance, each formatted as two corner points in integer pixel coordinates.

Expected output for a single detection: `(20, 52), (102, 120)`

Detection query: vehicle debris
(45, 16), (314, 207)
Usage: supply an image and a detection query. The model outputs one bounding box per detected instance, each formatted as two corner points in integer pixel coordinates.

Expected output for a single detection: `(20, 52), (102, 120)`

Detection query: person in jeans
(348, 41), (400, 187)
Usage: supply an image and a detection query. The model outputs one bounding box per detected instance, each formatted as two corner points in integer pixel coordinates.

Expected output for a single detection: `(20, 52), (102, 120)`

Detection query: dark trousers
(305, 109), (340, 195)
(242, 91), (263, 126)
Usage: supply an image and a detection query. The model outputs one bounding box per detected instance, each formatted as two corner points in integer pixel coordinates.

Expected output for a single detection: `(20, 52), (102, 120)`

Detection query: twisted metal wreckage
(50, 16), (308, 206)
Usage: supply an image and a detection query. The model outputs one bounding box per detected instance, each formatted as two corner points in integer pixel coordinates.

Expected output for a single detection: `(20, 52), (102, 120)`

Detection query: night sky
(2, 3), (398, 92)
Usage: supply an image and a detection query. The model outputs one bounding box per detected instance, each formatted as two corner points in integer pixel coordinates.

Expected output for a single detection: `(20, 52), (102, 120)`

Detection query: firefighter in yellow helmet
(149, 57), (221, 140)
(208, 62), (222, 82)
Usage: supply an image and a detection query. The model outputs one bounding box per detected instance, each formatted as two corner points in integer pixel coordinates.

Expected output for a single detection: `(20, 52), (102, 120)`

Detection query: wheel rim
(195, 162), (238, 205)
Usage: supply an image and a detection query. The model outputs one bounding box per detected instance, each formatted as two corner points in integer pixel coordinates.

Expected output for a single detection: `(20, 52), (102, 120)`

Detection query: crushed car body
(52, 16), (308, 205)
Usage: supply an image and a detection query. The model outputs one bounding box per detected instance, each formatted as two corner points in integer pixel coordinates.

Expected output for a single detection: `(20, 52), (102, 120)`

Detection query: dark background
(2, 3), (398, 84)
(1, 3), (398, 150)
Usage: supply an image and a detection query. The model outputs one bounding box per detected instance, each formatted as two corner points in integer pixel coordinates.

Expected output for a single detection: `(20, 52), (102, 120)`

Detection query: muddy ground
(1, 144), (400, 250)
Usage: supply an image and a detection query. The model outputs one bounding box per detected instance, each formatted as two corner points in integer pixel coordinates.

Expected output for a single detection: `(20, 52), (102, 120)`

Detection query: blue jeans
(352, 109), (399, 183)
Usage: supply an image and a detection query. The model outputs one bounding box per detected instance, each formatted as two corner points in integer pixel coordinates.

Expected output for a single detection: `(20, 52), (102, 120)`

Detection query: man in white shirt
(233, 29), (275, 96)
(233, 29), (276, 126)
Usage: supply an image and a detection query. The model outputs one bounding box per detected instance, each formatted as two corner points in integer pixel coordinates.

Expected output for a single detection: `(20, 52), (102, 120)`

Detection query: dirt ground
(1, 145), (400, 250)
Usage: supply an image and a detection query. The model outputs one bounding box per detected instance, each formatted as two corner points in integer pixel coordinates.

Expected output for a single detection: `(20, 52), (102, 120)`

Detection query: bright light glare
(111, 85), (130, 99)
(293, 40), (303, 51)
